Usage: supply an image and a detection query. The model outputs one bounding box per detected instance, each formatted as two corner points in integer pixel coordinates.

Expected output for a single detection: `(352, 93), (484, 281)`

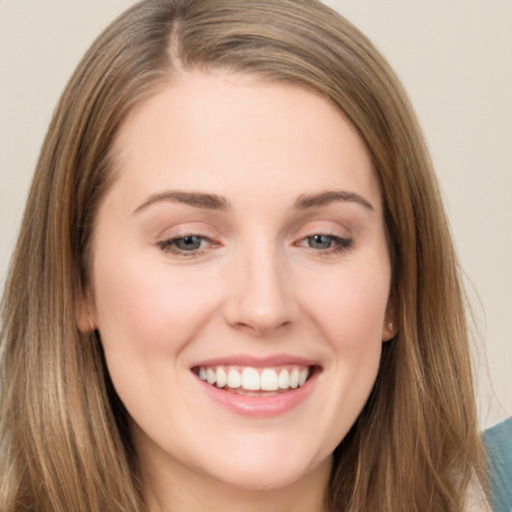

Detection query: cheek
(299, 262), (389, 437)
(90, 257), (223, 425)
(92, 254), (217, 357)
(302, 264), (390, 346)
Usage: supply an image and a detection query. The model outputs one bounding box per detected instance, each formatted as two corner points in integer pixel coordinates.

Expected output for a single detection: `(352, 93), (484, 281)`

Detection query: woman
(0, 0), (490, 510)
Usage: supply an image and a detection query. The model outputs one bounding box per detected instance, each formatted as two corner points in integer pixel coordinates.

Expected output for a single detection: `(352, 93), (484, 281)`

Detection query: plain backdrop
(1, 0), (511, 428)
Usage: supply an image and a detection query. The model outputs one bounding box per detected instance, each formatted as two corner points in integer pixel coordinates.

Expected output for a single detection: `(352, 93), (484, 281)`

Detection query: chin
(195, 444), (332, 492)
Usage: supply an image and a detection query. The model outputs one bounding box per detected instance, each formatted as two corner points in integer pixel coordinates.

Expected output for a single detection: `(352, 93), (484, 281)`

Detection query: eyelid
(291, 221), (354, 255)
(157, 233), (221, 257)
(153, 219), (220, 241)
(154, 220), (223, 256)
(293, 219), (352, 240)
(295, 233), (352, 251)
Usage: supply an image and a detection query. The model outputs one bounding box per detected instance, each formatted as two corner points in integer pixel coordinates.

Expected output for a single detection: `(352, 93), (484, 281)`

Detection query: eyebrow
(133, 191), (231, 214)
(133, 189), (374, 215)
(294, 190), (374, 211)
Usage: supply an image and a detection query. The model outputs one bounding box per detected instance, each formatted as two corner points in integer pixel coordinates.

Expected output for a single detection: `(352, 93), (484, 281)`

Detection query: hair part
(1, 1), (485, 511)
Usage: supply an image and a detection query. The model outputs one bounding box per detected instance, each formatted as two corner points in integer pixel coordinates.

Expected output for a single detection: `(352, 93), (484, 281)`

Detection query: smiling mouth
(192, 365), (317, 396)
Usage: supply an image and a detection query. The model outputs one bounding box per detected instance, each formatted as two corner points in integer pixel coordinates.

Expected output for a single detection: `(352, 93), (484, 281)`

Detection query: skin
(80, 71), (395, 512)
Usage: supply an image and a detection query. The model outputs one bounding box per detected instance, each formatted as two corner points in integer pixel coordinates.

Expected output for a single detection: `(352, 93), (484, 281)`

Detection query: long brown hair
(0, 1), (485, 510)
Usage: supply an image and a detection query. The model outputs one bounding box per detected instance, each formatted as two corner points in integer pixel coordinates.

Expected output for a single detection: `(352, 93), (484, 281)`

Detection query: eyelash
(297, 234), (353, 255)
(157, 235), (215, 256)
(157, 233), (352, 257)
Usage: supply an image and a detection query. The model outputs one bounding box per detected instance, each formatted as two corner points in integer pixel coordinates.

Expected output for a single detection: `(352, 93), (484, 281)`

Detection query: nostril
(221, 258), (299, 334)
(232, 319), (292, 337)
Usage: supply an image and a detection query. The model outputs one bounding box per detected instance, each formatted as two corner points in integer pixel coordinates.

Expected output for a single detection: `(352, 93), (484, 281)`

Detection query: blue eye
(307, 234), (335, 249)
(173, 235), (204, 251)
(158, 235), (210, 255)
(301, 234), (352, 253)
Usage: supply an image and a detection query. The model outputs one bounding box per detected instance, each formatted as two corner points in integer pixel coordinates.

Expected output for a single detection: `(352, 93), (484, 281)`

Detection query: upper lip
(190, 353), (321, 369)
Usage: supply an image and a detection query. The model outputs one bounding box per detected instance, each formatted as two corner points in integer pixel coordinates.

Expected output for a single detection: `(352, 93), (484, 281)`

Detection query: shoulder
(483, 418), (512, 512)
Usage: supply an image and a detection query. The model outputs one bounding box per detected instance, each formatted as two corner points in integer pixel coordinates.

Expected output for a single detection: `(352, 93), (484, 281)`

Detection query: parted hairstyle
(0, 1), (486, 511)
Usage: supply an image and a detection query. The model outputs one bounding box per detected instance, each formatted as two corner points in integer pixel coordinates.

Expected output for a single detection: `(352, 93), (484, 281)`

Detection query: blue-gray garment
(483, 418), (512, 512)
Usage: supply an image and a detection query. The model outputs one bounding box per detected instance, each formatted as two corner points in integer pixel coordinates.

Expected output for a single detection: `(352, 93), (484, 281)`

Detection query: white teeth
(278, 369), (290, 389)
(206, 368), (216, 385)
(197, 365), (312, 392)
(242, 367), (260, 390)
(227, 368), (242, 388)
(260, 369), (279, 391)
(289, 368), (299, 388)
(216, 367), (227, 388)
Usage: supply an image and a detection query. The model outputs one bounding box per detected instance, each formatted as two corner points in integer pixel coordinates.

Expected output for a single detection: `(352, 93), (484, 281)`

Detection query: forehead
(109, 71), (381, 211)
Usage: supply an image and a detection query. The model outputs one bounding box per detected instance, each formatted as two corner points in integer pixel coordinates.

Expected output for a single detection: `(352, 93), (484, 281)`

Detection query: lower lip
(193, 370), (319, 417)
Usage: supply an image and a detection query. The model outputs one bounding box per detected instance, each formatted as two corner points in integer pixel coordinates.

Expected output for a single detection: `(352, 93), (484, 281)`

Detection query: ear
(382, 301), (398, 342)
(76, 288), (97, 334)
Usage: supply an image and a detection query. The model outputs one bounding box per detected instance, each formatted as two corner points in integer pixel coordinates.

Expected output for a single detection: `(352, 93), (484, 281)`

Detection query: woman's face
(83, 72), (394, 494)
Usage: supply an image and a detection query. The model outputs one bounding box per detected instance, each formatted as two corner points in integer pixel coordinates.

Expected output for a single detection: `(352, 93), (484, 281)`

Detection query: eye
(298, 234), (352, 254)
(158, 235), (214, 255)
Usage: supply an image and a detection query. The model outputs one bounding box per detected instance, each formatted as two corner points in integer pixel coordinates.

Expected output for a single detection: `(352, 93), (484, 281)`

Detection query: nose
(222, 244), (299, 337)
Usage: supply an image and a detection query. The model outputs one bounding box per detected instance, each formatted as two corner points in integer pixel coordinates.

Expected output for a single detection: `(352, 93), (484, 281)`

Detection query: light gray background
(1, 1), (511, 427)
